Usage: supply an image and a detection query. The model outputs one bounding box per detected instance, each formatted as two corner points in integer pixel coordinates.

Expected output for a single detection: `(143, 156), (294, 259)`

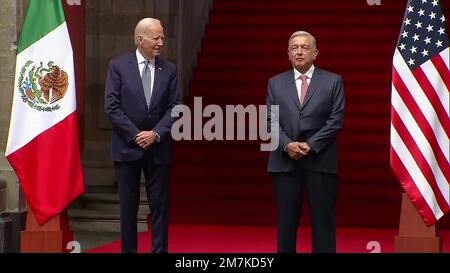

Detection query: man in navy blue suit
(266, 31), (345, 253)
(105, 18), (180, 253)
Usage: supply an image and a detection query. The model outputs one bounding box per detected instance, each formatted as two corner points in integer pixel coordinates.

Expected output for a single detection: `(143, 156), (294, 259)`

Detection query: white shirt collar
(136, 49), (155, 65)
(293, 65), (315, 80)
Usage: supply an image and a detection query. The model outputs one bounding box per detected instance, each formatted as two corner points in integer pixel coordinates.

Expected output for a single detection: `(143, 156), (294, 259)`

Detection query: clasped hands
(286, 142), (311, 160)
(135, 131), (158, 150)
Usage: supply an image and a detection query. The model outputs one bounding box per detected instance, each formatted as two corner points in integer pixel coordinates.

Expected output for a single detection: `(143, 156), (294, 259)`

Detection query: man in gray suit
(266, 31), (345, 253)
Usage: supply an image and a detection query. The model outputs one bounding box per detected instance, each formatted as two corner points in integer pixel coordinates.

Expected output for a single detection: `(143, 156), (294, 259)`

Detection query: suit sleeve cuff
(151, 130), (161, 142)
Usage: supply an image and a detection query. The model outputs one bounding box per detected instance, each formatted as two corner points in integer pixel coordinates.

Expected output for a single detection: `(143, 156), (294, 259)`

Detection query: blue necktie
(142, 60), (152, 106)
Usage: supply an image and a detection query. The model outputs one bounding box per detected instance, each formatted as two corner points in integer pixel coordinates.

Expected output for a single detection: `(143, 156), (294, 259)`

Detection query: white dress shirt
(293, 64), (315, 95)
(136, 49), (155, 95)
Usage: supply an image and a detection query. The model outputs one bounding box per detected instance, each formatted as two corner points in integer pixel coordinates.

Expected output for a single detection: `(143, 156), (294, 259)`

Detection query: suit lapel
(148, 57), (163, 112)
(128, 54), (148, 109)
(286, 70), (302, 111)
(302, 68), (322, 108)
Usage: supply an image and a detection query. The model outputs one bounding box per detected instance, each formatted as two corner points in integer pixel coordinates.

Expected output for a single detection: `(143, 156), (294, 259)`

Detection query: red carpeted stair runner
(169, 0), (450, 227)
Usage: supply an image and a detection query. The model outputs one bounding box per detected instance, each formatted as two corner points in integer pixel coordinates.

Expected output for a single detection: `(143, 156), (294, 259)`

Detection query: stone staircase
(69, 184), (149, 232)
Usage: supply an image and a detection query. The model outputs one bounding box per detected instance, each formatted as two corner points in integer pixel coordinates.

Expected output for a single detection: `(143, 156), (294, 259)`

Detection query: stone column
(0, 0), (26, 212)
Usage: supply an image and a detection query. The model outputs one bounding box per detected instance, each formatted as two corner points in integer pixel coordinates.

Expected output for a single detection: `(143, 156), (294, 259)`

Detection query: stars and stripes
(390, 0), (450, 225)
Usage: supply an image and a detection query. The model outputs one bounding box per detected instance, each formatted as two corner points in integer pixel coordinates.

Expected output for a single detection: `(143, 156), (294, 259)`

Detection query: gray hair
(134, 18), (162, 45)
(288, 31), (317, 48)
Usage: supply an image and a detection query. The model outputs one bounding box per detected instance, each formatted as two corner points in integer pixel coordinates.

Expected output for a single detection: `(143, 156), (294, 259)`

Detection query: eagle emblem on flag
(18, 60), (69, 112)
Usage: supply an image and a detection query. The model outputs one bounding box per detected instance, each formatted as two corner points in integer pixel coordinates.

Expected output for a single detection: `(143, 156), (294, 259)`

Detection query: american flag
(390, 0), (450, 226)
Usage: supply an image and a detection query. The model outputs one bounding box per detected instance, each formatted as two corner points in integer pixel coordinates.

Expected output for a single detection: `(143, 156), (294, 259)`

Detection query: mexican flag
(5, 0), (84, 225)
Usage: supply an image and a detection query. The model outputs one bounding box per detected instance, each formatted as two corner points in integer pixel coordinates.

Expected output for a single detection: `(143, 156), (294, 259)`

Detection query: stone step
(69, 209), (149, 232)
(77, 187), (150, 211)
(69, 209), (149, 221)
(84, 201), (149, 212)
(70, 219), (148, 233)
(69, 184), (150, 232)
(81, 192), (149, 205)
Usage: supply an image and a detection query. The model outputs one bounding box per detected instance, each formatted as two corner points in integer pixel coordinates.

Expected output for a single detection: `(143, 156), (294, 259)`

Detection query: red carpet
(86, 224), (450, 253)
